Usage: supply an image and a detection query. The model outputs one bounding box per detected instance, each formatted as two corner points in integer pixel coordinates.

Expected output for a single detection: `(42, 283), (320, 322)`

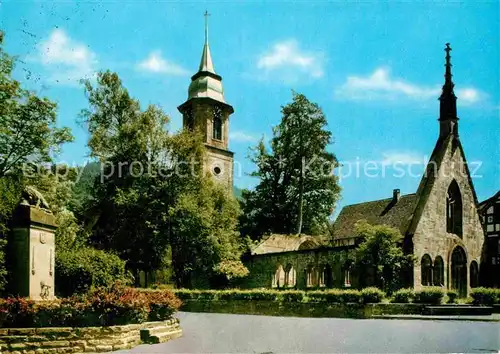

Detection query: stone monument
(9, 186), (56, 300)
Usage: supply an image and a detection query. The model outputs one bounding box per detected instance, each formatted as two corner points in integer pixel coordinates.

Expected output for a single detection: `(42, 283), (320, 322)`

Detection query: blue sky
(2, 1), (499, 215)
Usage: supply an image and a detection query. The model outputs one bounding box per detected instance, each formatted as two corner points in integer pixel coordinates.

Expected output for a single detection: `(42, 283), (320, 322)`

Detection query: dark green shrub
(248, 290), (277, 301)
(414, 287), (444, 304)
(361, 287), (385, 303)
(391, 288), (414, 303)
(307, 289), (361, 303)
(470, 287), (499, 305)
(173, 289), (200, 300)
(55, 247), (131, 296)
(446, 290), (458, 304)
(280, 290), (305, 302)
(339, 289), (362, 303)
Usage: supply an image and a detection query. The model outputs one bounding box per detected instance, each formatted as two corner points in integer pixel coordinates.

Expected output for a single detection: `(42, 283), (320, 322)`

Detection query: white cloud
(137, 51), (187, 76)
(256, 40), (323, 82)
(229, 131), (260, 143)
(335, 67), (482, 105)
(381, 151), (426, 166)
(37, 29), (97, 85)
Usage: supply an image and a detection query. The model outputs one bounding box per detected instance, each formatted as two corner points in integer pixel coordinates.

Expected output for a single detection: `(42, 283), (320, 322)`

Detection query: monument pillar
(9, 188), (57, 300)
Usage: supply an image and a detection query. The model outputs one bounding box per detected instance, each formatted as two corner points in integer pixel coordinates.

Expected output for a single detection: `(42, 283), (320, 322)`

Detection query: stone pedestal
(9, 204), (56, 300)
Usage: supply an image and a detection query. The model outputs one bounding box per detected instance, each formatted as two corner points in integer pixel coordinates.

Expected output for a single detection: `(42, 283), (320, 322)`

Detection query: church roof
(332, 193), (418, 239)
(251, 234), (322, 255)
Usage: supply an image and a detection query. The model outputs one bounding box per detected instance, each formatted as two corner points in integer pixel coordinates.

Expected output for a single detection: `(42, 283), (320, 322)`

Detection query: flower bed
(0, 284), (181, 328)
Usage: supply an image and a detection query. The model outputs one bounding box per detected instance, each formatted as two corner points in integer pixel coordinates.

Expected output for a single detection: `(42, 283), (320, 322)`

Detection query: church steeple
(199, 10), (216, 74)
(439, 43), (459, 138)
(177, 11), (235, 191)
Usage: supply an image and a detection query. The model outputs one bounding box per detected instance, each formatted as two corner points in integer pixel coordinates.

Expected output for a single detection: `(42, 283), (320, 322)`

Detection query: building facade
(178, 15), (234, 190)
(479, 191), (500, 287)
(242, 44), (486, 297)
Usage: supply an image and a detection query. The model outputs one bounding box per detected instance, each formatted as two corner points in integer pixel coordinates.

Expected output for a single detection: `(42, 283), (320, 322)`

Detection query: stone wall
(0, 319), (181, 354)
(241, 246), (357, 289)
(412, 138), (485, 295)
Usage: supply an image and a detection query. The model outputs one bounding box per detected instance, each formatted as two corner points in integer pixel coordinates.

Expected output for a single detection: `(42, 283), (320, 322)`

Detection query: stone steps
(423, 305), (493, 316)
(140, 327), (182, 344)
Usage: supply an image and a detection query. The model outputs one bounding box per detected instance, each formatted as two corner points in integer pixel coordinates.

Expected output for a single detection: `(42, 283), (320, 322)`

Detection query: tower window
(213, 106), (223, 140)
(446, 180), (463, 237)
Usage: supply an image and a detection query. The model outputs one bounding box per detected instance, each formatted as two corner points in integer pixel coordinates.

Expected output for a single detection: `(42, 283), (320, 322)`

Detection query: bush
(55, 247), (131, 297)
(0, 284), (181, 328)
(413, 287), (444, 304)
(391, 288), (414, 303)
(280, 290), (305, 302)
(470, 287), (500, 305)
(446, 290), (458, 304)
(361, 287), (385, 304)
(306, 289), (361, 304)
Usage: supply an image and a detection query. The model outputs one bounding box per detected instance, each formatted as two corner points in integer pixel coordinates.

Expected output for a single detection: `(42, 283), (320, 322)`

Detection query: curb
(372, 315), (500, 322)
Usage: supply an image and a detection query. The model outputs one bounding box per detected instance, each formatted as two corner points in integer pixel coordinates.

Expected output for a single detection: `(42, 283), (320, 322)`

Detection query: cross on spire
(204, 10), (211, 44)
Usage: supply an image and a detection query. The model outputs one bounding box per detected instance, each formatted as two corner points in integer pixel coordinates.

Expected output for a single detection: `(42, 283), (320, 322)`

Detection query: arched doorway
(451, 246), (467, 297)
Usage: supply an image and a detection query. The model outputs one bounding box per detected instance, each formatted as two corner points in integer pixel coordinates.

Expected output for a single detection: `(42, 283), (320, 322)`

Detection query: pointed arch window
(421, 254), (433, 286)
(446, 180), (463, 237)
(213, 106), (223, 140)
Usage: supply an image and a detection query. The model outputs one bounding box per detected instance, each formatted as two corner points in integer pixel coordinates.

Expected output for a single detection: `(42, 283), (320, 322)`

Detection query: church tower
(178, 11), (234, 190)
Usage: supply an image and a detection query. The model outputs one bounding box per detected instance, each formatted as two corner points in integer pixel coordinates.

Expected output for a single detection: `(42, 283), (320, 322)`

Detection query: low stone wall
(0, 318), (182, 354)
(180, 300), (425, 318)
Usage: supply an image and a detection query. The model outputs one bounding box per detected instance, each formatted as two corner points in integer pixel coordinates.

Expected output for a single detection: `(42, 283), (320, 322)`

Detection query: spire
(198, 10), (216, 74)
(438, 43), (459, 138)
(439, 43), (458, 122)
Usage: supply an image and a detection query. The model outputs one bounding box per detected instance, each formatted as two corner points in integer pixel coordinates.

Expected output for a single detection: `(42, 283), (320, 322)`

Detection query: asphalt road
(120, 312), (500, 353)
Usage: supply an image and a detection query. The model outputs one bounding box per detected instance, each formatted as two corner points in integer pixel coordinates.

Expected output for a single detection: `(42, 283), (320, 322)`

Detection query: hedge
(172, 288), (385, 304)
(55, 247), (132, 297)
(470, 287), (500, 305)
(391, 288), (414, 303)
(413, 287), (445, 304)
(0, 284), (181, 328)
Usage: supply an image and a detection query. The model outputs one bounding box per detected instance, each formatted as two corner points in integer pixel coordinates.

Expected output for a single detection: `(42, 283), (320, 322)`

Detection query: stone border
(0, 318), (182, 354)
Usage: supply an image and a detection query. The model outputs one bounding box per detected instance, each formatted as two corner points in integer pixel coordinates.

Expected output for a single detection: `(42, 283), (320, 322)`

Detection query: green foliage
(0, 176), (22, 293)
(354, 221), (413, 293)
(55, 247), (131, 297)
(280, 290), (305, 302)
(240, 92), (341, 239)
(0, 285), (181, 328)
(80, 71), (245, 286)
(470, 287), (500, 305)
(446, 290), (458, 304)
(213, 260), (250, 281)
(391, 288), (414, 303)
(0, 37), (72, 178)
(360, 287), (386, 304)
(413, 287), (444, 304)
(305, 289), (363, 304)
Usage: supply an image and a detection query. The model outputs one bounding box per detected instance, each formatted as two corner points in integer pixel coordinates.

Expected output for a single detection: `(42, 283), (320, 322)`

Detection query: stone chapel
(243, 44), (486, 297)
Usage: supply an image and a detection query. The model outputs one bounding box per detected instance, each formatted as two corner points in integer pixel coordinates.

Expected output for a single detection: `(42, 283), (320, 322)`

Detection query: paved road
(120, 312), (500, 353)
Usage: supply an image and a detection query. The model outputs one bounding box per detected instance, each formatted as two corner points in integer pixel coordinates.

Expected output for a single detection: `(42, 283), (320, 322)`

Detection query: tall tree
(0, 34), (73, 178)
(240, 92), (341, 239)
(81, 71), (245, 286)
